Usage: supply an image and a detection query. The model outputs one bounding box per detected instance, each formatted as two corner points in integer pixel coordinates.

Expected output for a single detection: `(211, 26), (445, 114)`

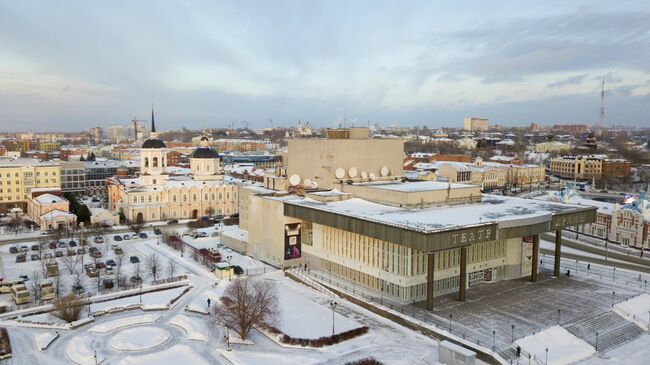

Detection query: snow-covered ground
(109, 326), (170, 351)
(515, 325), (596, 365)
(90, 285), (189, 313)
(276, 276), (360, 338)
(613, 293), (650, 329)
(1, 227), (456, 365)
(117, 344), (211, 365)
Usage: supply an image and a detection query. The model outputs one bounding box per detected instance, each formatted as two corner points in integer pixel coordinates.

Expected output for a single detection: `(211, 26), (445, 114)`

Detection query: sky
(1, 0), (649, 131)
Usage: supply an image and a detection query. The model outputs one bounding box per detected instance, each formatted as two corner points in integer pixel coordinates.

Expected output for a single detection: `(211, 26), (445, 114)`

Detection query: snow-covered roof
(34, 194), (66, 204)
(285, 194), (590, 233)
(357, 181), (474, 193)
(40, 209), (75, 219)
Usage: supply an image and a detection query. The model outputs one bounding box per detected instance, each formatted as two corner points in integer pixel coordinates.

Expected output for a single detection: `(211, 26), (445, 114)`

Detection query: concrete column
(554, 230), (562, 277)
(426, 252), (435, 311)
(459, 247), (467, 301)
(531, 234), (540, 282)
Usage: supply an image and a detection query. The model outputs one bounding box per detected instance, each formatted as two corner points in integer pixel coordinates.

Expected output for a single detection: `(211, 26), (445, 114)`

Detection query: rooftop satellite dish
(335, 167), (345, 179)
(361, 171), (368, 179)
(311, 181), (318, 189)
(304, 178), (312, 187)
(289, 174), (301, 186)
(369, 173), (376, 180)
(380, 166), (390, 177)
(348, 167), (358, 178)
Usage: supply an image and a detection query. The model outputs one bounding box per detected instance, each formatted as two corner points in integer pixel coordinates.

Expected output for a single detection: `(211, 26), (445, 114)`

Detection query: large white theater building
(236, 128), (597, 310)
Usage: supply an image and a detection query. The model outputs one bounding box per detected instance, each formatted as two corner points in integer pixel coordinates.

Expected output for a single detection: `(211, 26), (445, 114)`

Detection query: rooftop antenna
(598, 79), (605, 129)
(344, 105), (347, 128)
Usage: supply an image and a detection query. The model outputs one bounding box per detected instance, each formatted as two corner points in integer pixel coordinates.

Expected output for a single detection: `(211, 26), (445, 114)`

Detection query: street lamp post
(224, 325), (231, 351)
(492, 330), (496, 351)
(545, 348), (548, 365)
(511, 324), (515, 343)
(557, 309), (561, 324)
(595, 332), (599, 351)
(330, 301), (338, 336)
(612, 291), (615, 307)
(449, 313), (453, 333)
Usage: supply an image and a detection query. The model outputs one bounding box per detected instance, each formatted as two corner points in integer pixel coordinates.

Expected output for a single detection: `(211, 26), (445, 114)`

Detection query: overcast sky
(1, 0), (649, 131)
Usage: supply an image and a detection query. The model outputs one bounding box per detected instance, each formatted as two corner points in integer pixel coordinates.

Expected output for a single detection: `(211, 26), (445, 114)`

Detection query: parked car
(58, 242), (67, 248)
(130, 276), (142, 284)
(139, 233), (148, 239)
(41, 229), (53, 235)
(43, 253), (53, 260)
(54, 250), (64, 258)
(233, 265), (244, 275)
(76, 248), (86, 255)
(129, 256), (140, 264)
(94, 236), (104, 243)
(90, 250), (102, 259)
(114, 247), (124, 255)
(106, 259), (116, 267)
(20, 246), (29, 252)
(69, 240), (77, 247)
(102, 279), (114, 289)
(153, 228), (162, 235)
(167, 219), (179, 224)
(86, 268), (98, 278)
(48, 242), (58, 249)
(31, 244), (39, 251)
(15, 254), (26, 263)
(73, 285), (85, 294)
(9, 246), (18, 254)
(111, 244), (119, 250)
(96, 262), (106, 270)
(105, 266), (114, 276)
(113, 235), (122, 242)
(30, 254), (40, 261)
(88, 247), (98, 254)
(123, 235), (131, 240)
(19, 274), (29, 282)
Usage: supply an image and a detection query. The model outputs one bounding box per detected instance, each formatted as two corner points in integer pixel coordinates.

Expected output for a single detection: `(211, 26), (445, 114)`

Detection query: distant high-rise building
(90, 127), (103, 142)
(107, 125), (126, 142)
(463, 117), (489, 131)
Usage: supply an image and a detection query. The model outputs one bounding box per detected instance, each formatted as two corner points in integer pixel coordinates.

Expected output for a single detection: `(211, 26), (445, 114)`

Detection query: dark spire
(151, 103), (156, 133)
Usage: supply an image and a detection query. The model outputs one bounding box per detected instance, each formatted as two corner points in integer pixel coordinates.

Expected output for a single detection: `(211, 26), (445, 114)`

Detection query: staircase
(566, 312), (645, 353)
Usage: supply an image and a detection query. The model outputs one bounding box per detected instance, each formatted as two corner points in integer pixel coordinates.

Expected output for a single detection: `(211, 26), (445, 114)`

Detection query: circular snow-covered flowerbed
(110, 326), (170, 352)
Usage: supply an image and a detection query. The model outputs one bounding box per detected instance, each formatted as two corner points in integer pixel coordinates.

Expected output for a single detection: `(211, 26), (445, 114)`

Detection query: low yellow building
(0, 157), (61, 213)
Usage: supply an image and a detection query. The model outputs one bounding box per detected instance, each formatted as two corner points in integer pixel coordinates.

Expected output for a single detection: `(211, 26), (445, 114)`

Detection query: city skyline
(1, 0), (649, 131)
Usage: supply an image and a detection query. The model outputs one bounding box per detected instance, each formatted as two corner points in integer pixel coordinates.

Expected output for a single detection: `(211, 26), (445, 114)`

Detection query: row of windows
(132, 191), (237, 204)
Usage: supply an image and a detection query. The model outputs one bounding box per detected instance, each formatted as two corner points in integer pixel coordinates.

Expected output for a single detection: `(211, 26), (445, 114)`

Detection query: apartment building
(0, 157), (61, 212)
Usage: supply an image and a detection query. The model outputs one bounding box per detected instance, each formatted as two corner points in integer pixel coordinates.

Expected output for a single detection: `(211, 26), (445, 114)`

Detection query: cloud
(548, 74), (587, 88)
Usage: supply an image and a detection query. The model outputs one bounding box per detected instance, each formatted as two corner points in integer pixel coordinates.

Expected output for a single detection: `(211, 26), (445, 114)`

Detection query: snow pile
(117, 344), (211, 365)
(514, 325), (595, 365)
(613, 293), (650, 329)
(169, 315), (208, 342)
(110, 326), (170, 351)
(33, 331), (58, 351)
(65, 335), (95, 365)
(89, 314), (160, 333)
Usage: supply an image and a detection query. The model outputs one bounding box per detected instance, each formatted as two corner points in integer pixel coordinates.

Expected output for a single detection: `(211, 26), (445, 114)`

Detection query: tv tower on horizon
(597, 79), (605, 129)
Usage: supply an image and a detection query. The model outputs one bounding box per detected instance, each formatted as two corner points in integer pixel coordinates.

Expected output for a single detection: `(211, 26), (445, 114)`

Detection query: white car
(94, 236), (104, 243)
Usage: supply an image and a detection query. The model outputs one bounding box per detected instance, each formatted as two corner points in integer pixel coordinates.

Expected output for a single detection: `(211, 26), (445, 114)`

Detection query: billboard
(284, 223), (301, 260)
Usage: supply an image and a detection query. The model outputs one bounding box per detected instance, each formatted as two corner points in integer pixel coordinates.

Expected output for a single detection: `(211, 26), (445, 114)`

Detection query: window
(148, 196), (152, 203)
(144, 157), (149, 167)
(153, 157), (158, 167)
(192, 194), (197, 202)
(183, 194), (187, 202)
(172, 195), (177, 203)
(140, 196), (144, 203)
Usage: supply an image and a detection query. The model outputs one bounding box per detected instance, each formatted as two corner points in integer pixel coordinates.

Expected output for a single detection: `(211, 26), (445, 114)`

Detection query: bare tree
(132, 263), (142, 288)
(72, 269), (85, 293)
(8, 215), (22, 235)
(38, 237), (48, 276)
(206, 206), (215, 218)
(212, 278), (279, 340)
(61, 253), (81, 275)
(146, 253), (163, 282)
(167, 258), (177, 280)
(93, 255), (102, 293)
(52, 226), (65, 244)
(52, 293), (84, 323)
(128, 219), (145, 235)
(115, 252), (125, 288)
(53, 274), (64, 299)
(29, 271), (42, 302)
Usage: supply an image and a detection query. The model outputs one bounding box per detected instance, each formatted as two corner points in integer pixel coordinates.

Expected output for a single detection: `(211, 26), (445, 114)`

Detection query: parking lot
(0, 228), (190, 308)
